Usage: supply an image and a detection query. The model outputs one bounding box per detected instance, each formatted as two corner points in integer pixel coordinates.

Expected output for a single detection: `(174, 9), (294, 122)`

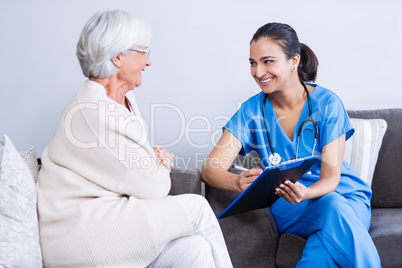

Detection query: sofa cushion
(344, 118), (387, 187)
(275, 233), (306, 268)
(0, 135), (42, 267)
(347, 109), (402, 208)
(369, 208), (402, 268)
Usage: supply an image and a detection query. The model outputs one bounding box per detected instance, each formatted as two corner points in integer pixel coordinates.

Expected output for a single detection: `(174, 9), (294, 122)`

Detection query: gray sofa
(204, 109), (402, 268)
(4, 109), (400, 267)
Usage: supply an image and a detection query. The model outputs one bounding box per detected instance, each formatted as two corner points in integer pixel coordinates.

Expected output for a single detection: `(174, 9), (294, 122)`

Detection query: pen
(232, 165), (249, 171)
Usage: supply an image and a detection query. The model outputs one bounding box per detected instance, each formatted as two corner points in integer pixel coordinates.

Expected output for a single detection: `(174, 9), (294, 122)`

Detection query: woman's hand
(275, 134), (348, 204)
(154, 146), (175, 173)
(275, 180), (310, 205)
(238, 168), (263, 192)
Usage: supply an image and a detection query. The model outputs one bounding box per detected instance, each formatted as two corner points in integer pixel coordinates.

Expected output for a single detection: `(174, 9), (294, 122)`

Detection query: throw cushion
(0, 135), (42, 267)
(344, 118), (388, 187)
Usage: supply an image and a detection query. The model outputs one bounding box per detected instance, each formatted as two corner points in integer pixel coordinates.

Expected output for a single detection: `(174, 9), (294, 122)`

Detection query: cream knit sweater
(37, 80), (193, 267)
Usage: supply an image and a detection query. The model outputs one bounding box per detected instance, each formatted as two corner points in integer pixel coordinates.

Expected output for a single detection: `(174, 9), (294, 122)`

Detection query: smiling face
(116, 46), (152, 90)
(249, 38), (299, 94)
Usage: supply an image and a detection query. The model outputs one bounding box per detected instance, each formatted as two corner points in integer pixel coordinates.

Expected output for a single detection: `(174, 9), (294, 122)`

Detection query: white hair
(76, 10), (152, 78)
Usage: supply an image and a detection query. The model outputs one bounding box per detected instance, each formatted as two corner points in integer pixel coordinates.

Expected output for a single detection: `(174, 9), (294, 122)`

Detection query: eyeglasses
(129, 47), (151, 58)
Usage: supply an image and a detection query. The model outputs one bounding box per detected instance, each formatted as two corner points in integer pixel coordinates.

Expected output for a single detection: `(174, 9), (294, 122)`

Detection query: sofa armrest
(169, 167), (202, 195)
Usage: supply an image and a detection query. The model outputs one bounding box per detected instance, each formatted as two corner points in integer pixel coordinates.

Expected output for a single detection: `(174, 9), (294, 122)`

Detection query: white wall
(1, 0), (401, 169)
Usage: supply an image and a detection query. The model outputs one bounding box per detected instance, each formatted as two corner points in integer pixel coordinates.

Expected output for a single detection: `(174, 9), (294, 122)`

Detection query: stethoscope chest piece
(269, 153), (281, 165)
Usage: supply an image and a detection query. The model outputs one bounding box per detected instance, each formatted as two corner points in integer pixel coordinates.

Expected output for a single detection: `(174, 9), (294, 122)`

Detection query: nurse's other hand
(238, 169), (262, 192)
(275, 181), (308, 204)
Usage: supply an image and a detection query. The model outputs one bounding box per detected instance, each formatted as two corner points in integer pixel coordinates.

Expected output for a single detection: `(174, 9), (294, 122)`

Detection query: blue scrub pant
(270, 192), (381, 267)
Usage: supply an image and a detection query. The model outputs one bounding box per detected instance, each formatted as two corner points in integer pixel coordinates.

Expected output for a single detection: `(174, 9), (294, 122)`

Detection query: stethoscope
(262, 82), (318, 165)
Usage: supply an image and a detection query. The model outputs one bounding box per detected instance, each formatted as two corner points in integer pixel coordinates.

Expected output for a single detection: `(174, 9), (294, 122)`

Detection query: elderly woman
(37, 10), (232, 267)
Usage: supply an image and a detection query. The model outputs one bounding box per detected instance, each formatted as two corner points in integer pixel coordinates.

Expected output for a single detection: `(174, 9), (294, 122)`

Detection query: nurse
(201, 22), (381, 267)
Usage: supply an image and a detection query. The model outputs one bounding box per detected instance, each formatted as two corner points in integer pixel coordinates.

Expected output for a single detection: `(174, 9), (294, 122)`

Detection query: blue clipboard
(217, 155), (321, 219)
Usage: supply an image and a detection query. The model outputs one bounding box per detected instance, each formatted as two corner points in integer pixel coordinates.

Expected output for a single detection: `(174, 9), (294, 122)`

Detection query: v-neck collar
(263, 84), (318, 144)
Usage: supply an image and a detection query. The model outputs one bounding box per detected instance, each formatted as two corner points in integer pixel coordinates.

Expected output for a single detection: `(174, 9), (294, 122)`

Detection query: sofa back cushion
(348, 109), (402, 208)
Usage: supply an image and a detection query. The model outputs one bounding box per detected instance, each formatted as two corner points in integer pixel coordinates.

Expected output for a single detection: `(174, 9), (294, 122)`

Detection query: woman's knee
(176, 236), (214, 266)
(314, 192), (350, 214)
(176, 194), (213, 214)
(313, 192), (369, 228)
(175, 193), (209, 207)
(174, 193), (217, 228)
(149, 235), (214, 267)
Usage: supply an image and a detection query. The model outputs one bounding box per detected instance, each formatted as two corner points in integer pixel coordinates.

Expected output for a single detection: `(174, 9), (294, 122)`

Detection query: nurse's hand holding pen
(238, 169), (263, 192)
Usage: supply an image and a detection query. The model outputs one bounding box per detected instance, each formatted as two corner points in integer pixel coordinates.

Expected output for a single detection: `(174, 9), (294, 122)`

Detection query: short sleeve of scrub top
(223, 92), (268, 157)
(319, 93), (354, 148)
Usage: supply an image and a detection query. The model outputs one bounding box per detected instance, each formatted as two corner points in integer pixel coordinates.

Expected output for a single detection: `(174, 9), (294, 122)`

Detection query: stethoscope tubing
(262, 82), (318, 164)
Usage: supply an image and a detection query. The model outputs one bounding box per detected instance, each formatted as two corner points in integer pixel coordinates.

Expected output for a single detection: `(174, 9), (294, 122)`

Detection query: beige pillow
(344, 118), (388, 187)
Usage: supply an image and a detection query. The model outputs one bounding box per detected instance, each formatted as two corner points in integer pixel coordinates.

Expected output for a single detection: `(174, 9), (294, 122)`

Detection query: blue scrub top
(224, 84), (372, 206)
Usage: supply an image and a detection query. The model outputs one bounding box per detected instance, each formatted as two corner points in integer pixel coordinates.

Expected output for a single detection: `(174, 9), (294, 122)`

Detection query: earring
(292, 67), (296, 71)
